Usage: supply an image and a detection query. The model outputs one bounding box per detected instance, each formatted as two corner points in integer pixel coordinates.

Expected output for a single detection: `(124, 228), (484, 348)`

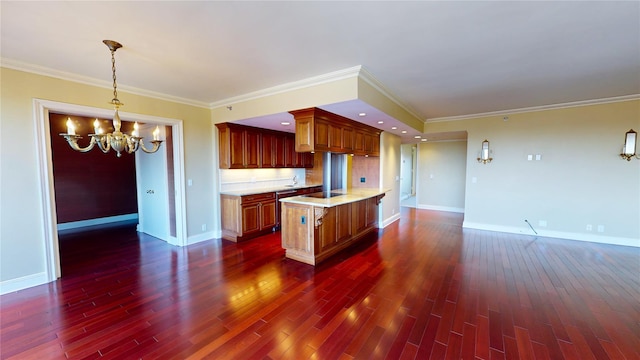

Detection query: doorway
(34, 99), (187, 282)
(400, 144), (416, 207)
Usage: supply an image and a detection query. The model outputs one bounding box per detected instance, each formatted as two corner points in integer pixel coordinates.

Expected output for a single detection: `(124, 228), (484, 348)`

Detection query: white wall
(416, 141), (467, 212)
(379, 132), (402, 226)
(425, 98), (640, 246)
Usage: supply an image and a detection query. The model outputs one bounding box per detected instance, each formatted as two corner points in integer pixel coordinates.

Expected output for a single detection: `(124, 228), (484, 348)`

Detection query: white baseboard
(58, 213), (138, 231)
(462, 222), (640, 248)
(0, 272), (49, 295)
(188, 231), (217, 245)
(417, 204), (465, 213)
(380, 213), (401, 228)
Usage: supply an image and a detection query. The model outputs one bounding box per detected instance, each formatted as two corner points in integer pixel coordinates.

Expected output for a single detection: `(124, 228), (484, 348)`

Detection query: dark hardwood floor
(1, 208), (638, 359)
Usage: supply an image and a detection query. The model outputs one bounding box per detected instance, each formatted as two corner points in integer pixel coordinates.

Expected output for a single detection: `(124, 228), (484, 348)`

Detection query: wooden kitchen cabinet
(217, 123), (311, 169)
(290, 107), (380, 156)
(221, 192), (276, 242)
(216, 123), (260, 169)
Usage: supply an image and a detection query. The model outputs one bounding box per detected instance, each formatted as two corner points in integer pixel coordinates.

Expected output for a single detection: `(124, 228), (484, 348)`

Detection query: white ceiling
(2, 1), (639, 143)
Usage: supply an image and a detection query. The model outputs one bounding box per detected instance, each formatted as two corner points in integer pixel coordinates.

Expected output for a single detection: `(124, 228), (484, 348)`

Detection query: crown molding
(1, 58), (210, 109)
(426, 94), (640, 123)
(208, 65), (363, 109)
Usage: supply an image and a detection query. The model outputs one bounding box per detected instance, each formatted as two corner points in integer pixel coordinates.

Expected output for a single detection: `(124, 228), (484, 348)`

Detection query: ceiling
(2, 1), (639, 143)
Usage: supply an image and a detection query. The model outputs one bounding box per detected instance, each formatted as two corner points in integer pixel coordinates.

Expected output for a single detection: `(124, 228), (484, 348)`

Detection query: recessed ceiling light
(377, 121), (384, 124)
(391, 126), (397, 130)
(421, 139), (427, 142)
(401, 130), (407, 134)
(414, 135), (421, 139)
(281, 122), (290, 126)
(358, 113), (367, 117)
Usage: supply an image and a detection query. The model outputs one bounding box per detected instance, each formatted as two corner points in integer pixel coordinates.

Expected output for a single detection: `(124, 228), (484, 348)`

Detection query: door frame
(33, 99), (187, 281)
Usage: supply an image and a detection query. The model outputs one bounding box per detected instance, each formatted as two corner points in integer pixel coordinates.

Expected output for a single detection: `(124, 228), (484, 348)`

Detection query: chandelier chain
(110, 49), (121, 107)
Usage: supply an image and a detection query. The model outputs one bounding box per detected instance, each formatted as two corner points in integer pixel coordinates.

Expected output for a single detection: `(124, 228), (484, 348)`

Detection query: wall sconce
(620, 129), (639, 161)
(477, 139), (493, 164)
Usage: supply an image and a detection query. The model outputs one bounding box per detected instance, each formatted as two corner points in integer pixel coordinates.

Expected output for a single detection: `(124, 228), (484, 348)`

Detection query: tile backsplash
(220, 168), (307, 192)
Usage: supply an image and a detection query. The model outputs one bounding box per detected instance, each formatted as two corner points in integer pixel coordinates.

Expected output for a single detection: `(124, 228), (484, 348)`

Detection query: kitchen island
(279, 188), (387, 265)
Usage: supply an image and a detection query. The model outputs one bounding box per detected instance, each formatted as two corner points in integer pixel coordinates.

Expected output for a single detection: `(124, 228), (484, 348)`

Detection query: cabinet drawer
(241, 192), (275, 204)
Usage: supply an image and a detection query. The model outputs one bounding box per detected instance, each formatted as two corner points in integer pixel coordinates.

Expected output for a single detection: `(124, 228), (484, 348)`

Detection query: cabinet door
(244, 129), (261, 168)
(318, 206), (337, 252)
(352, 199), (368, 235)
(242, 203), (260, 234)
(261, 133), (275, 168)
(371, 133), (380, 156)
(342, 126), (354, 152)
(328, 122), (343, 151)
(363, 132), (374, 153)
(284, 135), (295, 167)
(302, 152), (314, 168)
(336, 203), (352, 242)
(314, 119), (330, 151)
(274, 135), (286, 168)
(354, 130), (365, 154)
(260, 200), (277, 230)
(229, 127), (246, 168)
(366, 197), (379, 227)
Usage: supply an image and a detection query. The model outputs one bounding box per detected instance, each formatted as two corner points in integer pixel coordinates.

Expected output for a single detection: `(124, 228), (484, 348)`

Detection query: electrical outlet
(201, 224), (206, 231)
(539, 220), (547, 227)
(586, 224), (593, 231)
(597, 225), (605, 233)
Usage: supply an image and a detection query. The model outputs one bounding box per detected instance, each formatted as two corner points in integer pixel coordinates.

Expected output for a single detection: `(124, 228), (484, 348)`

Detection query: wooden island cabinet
(280, 189), (387, 265)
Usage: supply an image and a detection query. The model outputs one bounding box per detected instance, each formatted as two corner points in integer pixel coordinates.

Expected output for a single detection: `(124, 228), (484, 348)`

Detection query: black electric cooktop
(304, 192), (344, 199)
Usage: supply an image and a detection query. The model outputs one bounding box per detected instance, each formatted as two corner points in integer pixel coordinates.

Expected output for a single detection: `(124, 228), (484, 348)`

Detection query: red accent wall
(50, 112), (138, 223)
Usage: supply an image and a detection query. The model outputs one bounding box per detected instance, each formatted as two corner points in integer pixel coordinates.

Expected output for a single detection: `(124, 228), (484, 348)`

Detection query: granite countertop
(279, 188), (389, 208)
(219, 184), (323, 197)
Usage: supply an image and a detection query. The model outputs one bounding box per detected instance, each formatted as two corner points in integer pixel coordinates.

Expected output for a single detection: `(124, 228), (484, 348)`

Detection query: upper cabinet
(216, 122), (312, 169)
(290, 107), (381, 156)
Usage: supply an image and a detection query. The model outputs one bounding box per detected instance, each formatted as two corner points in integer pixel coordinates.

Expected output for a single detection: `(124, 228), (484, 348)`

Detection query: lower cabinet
(221, 192), (276, 242)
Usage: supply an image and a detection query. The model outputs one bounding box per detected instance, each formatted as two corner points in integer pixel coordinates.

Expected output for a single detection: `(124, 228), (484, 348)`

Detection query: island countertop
(279, 188), (389, 208)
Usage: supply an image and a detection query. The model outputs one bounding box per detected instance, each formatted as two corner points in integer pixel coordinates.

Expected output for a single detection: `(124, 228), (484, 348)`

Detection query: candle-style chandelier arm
(93, 134), (112, 154)
(60, 134), (98, 153)
(139, 140), (163, 154)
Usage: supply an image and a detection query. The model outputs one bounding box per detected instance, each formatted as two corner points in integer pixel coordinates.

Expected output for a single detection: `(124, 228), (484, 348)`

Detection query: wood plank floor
(1, 208), (639, 359)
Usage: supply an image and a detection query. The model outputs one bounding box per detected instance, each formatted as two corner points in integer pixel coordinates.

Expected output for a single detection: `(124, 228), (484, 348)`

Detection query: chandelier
(60, 40), (162, 157)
